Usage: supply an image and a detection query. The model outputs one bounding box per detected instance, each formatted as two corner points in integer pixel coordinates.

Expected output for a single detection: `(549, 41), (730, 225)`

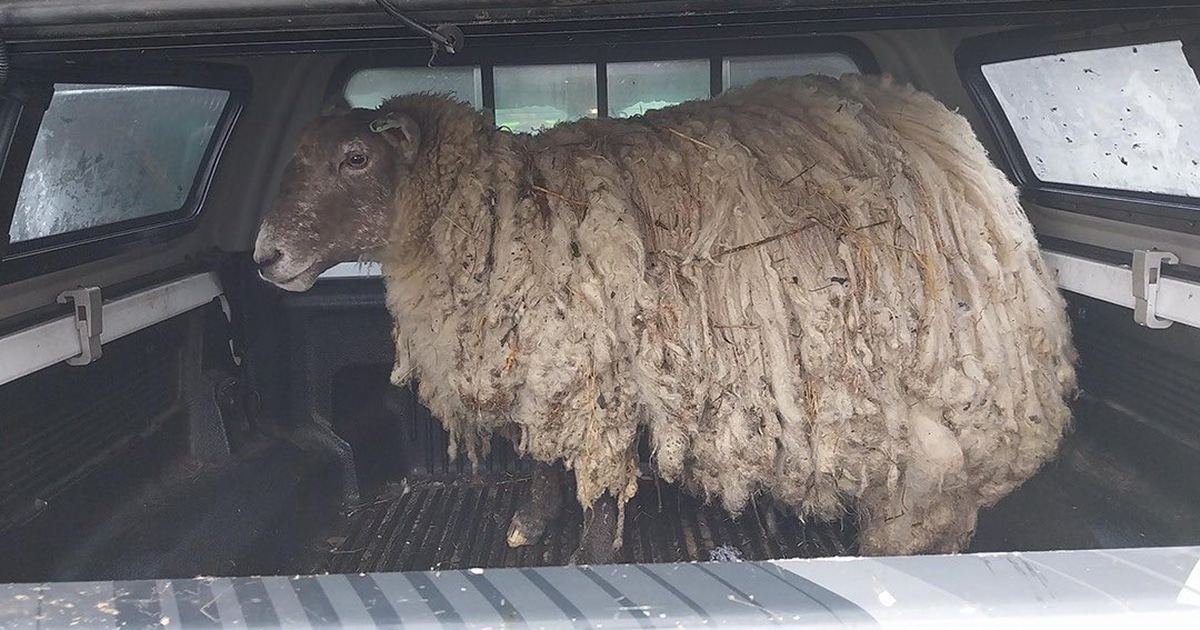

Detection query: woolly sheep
(254, 74), (1077, 561)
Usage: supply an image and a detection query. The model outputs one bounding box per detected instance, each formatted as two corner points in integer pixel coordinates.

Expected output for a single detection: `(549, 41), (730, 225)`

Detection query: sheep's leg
(856, 408), (980, 556)
(507, 460), (565, 547)
(570, 494), (621, 565)
(856, 493), (979, 556)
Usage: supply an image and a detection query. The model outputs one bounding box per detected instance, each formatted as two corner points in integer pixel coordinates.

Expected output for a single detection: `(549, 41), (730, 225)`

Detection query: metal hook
(1132, 249), (1178, 329)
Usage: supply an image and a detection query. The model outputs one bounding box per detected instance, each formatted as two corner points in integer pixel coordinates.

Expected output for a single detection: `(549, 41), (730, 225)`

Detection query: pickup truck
(1, 1), (1199, 627)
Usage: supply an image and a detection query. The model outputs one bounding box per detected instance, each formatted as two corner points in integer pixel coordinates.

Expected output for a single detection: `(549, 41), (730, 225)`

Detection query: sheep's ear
(319, 92), (352, 117)
(369, 111), (421, 165)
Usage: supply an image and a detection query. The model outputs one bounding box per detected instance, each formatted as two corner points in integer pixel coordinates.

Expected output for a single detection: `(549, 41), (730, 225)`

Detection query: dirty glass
(607, 60), (710, 118)
(723, 52), (861, 90)
(343, 66), (483, 110)
(8, 84), (230, 244)
(494, 64), (597, 133)
(983, 41), (1200, 197)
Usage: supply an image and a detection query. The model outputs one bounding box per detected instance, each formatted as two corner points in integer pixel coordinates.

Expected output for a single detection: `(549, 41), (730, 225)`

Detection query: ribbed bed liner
(313, 476), (858, 573)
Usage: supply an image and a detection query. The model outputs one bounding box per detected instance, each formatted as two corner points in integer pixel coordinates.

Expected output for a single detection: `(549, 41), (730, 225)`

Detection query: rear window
(8, 83), (231, 245)
(494, 64), (598, 133)
(980, 40), (1200, 198)
(331, 50), (861, 280)
(341, 52), (863, 129)
(344, 67), (483, 110)
(607, 59), (710, 118)
(723, 52), (861, 89)
(328, 49), (862, 280)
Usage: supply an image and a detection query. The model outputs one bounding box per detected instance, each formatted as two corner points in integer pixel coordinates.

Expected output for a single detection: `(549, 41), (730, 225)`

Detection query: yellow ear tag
(370, 115), (405, 133)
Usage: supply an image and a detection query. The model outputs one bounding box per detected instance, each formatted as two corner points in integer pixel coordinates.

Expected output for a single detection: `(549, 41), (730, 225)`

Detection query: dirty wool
(379, 74), (1078, 555)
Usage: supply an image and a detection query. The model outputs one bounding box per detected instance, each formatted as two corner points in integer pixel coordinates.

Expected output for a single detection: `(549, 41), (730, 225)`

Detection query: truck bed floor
(313, 477), (858, 573)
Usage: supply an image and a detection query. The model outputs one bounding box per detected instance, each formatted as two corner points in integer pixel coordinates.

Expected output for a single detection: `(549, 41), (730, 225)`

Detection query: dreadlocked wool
(379, 74), (1077, 555)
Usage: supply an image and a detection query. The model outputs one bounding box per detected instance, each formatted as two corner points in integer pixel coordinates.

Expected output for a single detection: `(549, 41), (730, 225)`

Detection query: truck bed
(2, 294), (1199, 583)
(307, 394), (1200, 574)
(312, 476), (856, 574)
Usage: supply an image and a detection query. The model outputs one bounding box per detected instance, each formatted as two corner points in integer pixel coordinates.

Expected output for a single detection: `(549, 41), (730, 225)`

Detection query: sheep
(254, 73), (1078, 562)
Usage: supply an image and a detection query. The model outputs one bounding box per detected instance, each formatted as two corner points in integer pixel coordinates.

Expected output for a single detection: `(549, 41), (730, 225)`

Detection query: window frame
(330, 34), (878, 119)
(0, 85), (51, 266)
(0, 61), (249, 283)
(957, 24), (1200, 235)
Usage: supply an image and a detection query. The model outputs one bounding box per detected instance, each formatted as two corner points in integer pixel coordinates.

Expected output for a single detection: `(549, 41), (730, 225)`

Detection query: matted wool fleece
(380, 74), (1077, 555)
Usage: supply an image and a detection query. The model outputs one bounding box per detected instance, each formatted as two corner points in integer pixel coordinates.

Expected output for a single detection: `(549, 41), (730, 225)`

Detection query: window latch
(57, 286), (103, 365)
(1132, 250), (1178, 329)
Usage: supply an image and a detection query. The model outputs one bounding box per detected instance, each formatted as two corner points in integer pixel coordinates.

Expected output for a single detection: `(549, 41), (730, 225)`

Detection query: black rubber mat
(0, 318), (184, 531)
(313, 477), (858, 573)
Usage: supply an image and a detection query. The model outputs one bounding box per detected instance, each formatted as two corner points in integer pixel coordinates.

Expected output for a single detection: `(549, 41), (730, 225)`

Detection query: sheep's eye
(345, 152), (369, 169)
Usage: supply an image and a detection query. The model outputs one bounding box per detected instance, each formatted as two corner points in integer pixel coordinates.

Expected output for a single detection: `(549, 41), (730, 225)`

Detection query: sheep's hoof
(570, 495), (620, 565)
(506, 460), (564, 548)
(505, 498), (554, 547)
(506, 527), (531, 548)
(857, 499), (978, 556)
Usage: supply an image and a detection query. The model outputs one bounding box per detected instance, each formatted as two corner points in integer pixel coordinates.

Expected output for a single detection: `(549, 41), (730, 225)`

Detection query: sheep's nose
(255, 247), (283, 268)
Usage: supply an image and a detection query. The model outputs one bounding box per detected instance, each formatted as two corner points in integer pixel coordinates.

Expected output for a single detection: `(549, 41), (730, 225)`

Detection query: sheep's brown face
(254, 109), (421, 291)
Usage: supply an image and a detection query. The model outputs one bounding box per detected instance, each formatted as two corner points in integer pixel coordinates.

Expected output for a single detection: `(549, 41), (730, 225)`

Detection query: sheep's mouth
(259, 260), (322, 292)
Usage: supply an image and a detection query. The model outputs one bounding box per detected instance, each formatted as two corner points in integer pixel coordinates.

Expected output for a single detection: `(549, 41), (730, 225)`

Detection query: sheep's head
(254, 108), (421, 291)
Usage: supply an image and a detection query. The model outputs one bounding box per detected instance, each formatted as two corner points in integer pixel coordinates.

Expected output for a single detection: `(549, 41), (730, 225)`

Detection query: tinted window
(723, 53), (860, 90)
(982, 41), (1200, 197)
(608, 60), (710, 118)
(8, 84), (230, 244)
(494, 64), (597, 133)
(343, 66), (483, 110)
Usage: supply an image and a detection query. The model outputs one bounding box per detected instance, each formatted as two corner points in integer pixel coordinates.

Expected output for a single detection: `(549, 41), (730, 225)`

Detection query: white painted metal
(318, 262), (383, 278)
(1132, 250), (1180, 329)
(1, 253), (1195, 389)
(0, 316), (80, 384)
(57, 286), (104, 365)
(1043, 250), (1200, 329)
(1043, 251), (1137, 309)
(99, 272), (223, 341)
(0, 272), (223, 386)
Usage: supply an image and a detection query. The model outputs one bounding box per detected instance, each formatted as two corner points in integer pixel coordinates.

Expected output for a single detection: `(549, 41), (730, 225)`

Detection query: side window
(980, 41), (1200, 198)
(494, 64), (598, 133)
(7, 83), (232, 247)
(723, 52), (861, 90)
(607, 60), (710, 118)
(343, 66), (483, 110)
